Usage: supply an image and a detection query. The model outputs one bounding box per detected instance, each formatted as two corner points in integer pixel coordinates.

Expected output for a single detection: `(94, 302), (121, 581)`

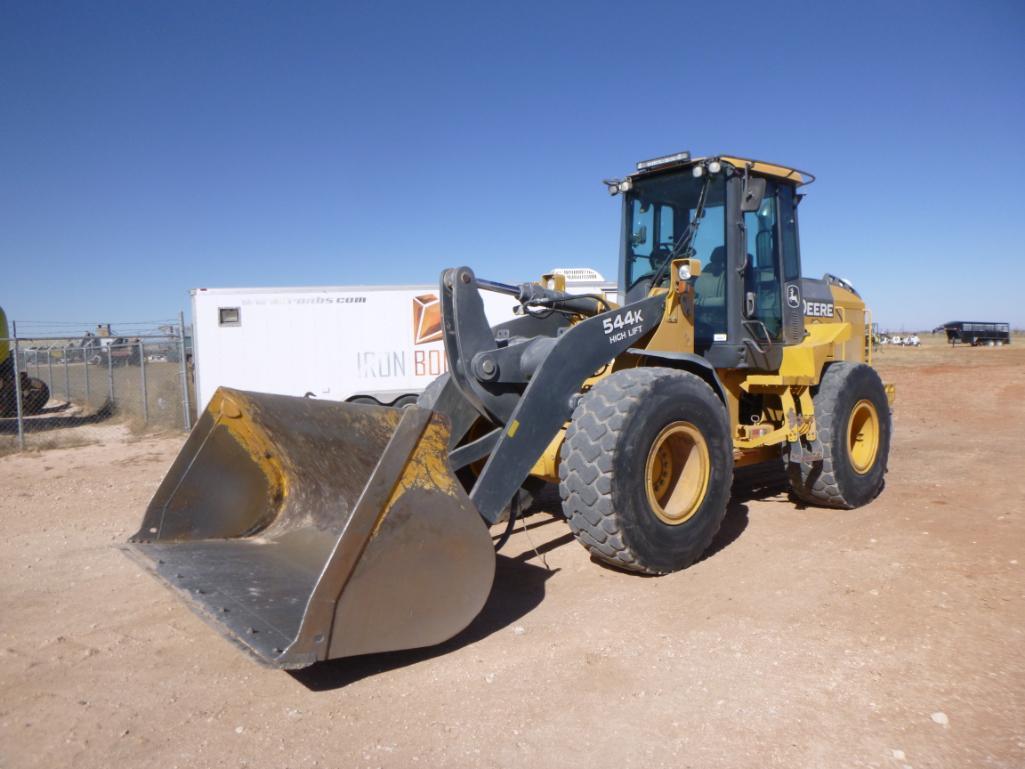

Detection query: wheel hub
(644, 421), (710, 525)
(847, 399), (880, 474)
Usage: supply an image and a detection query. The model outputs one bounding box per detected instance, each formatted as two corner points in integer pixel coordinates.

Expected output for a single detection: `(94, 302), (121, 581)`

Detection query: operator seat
(694, 246), (727, 343)
(695, 246), (726, 307)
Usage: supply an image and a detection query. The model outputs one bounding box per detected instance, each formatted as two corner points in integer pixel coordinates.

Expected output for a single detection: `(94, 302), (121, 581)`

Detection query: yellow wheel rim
(847, 399), (880, 475)
(644, 421), (710, 525)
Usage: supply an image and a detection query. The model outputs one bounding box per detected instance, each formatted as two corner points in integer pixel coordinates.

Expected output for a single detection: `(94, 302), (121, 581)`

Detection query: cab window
(656, 205), (675, 250)
(624, 174), (727, 348)
(778, 184), (801, 282)
(744, 182), (783, 339)
(630, 199), (653, 258)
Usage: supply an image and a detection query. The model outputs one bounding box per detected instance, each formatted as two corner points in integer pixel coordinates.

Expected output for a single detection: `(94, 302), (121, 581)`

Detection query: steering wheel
(626, 246), (677, 292)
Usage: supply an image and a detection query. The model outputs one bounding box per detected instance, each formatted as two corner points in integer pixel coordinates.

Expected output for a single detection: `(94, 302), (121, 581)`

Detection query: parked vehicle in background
(190, 268), (616, 412)
(875, 332), (922, 347)
(70, 330), (143, 366)
(936, 321), (1011, 346)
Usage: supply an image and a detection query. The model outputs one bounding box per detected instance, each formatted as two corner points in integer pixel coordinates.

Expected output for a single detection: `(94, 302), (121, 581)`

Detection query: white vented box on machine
(190, 269), (615, 412)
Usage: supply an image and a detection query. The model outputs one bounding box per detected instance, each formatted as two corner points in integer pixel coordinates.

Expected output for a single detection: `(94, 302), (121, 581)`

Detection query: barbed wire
(14, 319), (179, 325)
(10, 319), (185, 338)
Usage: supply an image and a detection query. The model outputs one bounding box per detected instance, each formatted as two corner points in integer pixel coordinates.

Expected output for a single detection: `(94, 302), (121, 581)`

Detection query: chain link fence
(1, 316), (193, 453)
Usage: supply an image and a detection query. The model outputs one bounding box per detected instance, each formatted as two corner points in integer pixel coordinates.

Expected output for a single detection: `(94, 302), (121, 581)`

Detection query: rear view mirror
(741, 177), (766, 212)
(631, 225), (648, 246)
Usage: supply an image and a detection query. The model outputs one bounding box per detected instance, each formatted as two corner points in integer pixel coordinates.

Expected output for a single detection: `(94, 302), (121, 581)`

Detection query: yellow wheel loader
(126, 152), (894, 668)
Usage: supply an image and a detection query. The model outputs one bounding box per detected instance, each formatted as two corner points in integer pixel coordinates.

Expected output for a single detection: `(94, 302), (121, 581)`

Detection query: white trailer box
(191, 269), (614, 412)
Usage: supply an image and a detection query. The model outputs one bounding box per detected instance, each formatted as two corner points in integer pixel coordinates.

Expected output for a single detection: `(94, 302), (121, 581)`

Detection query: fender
(627, 348), (728, 406)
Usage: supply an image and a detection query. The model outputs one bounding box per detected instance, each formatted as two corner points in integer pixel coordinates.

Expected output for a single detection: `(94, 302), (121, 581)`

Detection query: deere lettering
(803, 300), (834, 318)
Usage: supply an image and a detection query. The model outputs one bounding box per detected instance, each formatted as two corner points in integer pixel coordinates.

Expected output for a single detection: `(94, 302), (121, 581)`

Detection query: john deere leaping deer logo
(412, 294), (443, 345)
(786, 283), (801, 309)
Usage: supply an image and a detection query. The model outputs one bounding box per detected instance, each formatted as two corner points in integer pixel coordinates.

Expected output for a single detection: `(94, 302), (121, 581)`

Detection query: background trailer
(191, 269), (614, 411)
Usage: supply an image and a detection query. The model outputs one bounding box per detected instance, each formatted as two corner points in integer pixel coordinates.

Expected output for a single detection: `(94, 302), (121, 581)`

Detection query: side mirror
(741, 176), (766, 213)
(631, 225), (648, 246)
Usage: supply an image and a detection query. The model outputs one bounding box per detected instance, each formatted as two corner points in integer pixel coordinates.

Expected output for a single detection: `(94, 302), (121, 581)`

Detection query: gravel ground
(1, 342), (1023, 769)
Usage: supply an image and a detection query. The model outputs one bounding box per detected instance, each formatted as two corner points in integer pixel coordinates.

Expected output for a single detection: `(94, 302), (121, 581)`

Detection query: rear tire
(787, 362), (890, 509)
(559, 368), (733, 574)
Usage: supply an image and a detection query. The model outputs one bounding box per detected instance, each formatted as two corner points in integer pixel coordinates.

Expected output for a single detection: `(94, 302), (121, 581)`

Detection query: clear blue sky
(2, 0), (1023, 331)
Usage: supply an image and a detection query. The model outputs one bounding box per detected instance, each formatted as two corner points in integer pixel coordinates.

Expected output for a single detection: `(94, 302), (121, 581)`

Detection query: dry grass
(3, 359), (194, 452)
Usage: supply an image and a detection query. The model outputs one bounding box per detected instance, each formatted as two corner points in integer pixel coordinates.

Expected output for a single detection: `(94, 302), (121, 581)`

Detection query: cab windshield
(624, 172), (727, 294)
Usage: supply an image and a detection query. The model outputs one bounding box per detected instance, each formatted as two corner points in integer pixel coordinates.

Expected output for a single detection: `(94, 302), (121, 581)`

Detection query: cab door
(777, 183), (804, 345)
(740, 179), (804, 351)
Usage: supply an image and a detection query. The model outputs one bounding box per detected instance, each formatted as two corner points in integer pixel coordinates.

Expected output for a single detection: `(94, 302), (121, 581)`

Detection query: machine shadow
(291, 467), (790, 691)
(0, 400), (113, 434)
(290, 548), (557, 692)
(585, 458), (790, 571)
(702, 458), (790, 560)
(731, 459), (790, 505)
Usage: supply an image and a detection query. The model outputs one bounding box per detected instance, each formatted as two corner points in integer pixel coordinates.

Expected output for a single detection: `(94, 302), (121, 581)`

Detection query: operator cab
(613, 152), (813, 370)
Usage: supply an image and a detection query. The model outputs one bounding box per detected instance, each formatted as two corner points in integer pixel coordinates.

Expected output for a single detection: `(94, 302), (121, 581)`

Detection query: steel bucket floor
(128, 537), (328, 664)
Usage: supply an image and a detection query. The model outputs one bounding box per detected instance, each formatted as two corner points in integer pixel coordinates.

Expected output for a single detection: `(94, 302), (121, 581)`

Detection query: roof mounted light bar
(635, 150), (691, 172)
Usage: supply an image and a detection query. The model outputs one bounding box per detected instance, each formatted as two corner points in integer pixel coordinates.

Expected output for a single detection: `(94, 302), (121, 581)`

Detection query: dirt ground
(2, 341), (1023, 769)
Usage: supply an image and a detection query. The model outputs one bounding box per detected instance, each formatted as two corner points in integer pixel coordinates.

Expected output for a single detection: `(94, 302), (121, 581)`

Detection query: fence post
(138, 339), (148, 425)
(107, 343), (115, 406)
(11, 321), (25, 450)
(63, 347), (70, 402)
(178, 311), (192, 430)
(47, 349), (54, 393)
(83, 347), (90, 403)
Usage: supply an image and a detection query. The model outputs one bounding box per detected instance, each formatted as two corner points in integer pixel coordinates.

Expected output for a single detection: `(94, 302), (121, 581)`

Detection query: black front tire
(559, 367), (733, 574)
(788, 362), (891, 508)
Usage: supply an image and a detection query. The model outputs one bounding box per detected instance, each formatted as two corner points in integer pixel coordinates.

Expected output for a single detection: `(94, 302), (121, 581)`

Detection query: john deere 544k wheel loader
(126, 152), (894, 668)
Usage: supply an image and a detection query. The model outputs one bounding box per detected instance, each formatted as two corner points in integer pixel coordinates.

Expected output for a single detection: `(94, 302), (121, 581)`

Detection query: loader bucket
(124, 387), (495, 669)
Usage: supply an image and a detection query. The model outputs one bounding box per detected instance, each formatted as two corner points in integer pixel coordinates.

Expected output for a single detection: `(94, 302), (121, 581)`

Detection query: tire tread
(559, 368), (729, 574)
(788, 362), (889, 509)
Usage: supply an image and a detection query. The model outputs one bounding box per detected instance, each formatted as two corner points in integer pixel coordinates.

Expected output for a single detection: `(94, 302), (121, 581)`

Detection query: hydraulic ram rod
(477, 277), (607, 317)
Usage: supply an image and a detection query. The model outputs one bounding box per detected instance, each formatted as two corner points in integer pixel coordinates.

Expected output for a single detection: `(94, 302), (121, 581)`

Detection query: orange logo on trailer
(412, 294), (443, 345)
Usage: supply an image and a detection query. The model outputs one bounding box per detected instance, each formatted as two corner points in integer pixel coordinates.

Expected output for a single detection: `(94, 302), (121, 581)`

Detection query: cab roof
(629, 152), (815, 186)
(717, 156), (814, 185)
